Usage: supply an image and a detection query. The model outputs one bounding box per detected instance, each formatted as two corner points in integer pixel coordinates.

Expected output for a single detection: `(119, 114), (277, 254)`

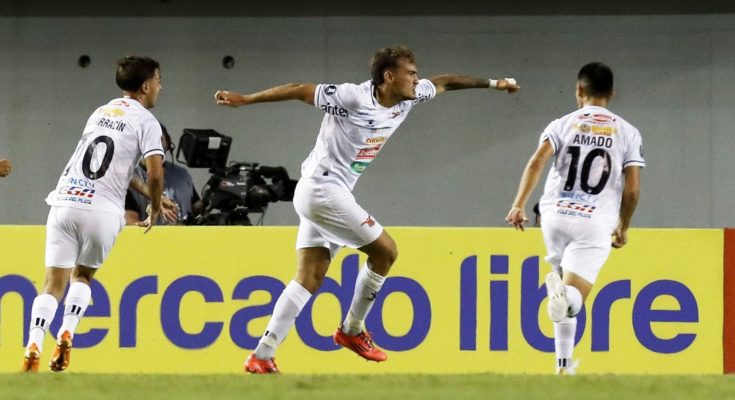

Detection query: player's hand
(0, 159), (12, 177)
(161, 196), (179, 224)
(214, 90), (245, 107)
(496, 78), (520, 93)
(612, 226), (628, 248)
(136, 208), (160, 234)
(506, 206), (528, 231)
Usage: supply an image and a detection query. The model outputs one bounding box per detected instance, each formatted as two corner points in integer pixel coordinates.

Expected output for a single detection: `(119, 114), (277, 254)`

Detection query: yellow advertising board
(0, 226), (723, 374)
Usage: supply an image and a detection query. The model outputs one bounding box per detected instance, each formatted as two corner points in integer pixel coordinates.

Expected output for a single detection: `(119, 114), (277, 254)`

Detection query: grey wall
(1, 15), (734, 228)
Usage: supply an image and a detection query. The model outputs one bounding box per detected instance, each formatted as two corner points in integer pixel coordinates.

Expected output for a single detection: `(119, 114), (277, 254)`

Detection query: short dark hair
(370, 45), (416, 86)
(577, 62), (613, 97)
(116, 56), (160, 92)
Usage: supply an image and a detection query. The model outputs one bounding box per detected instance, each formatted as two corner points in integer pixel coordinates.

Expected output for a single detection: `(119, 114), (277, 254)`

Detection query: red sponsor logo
(361, 215), (376, 227)
(578, 113), (614, 124)
(356, 145), (382, 160)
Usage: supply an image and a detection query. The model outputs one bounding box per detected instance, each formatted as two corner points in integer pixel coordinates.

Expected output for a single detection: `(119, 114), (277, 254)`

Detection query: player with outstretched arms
(215, 44), (519, 373)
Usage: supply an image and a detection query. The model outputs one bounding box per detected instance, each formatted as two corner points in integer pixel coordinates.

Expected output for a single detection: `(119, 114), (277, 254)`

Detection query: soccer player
(505, 62), (644, 374)
(21, 56), (165, 372)
(215, 44), (519, 373)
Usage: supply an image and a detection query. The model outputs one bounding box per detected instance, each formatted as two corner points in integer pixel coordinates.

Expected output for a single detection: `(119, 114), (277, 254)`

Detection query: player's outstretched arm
(506, 140), (553, 231)
(429, 75), (519, 95)
(612, 166), (641, 249)
(214, 83), (317, 107)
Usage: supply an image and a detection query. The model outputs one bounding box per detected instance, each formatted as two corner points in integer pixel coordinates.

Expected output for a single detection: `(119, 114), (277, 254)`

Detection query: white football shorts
(540, 216), (613, 284)
(45, 206), (125, 268)
(293, 177), (383, 259)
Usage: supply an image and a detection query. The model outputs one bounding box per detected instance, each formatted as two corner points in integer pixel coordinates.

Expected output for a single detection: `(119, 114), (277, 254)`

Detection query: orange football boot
(21, 343), (40, 372)
(333, 326), (387, 362)
(49, 330), (72, 372)
(244, 353), (280, 374)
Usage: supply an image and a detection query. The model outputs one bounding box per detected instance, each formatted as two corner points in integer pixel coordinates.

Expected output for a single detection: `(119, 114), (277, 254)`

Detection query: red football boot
(333, 327), (387, 362)
(244, 353), (280, 374)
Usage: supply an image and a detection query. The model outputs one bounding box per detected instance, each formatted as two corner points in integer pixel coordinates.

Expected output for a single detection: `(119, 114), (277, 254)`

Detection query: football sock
(564, 285), (583, 317)
(254, 280), (311, 360)
(343, 263), (386, 336)
(554, 316), (577, 367)
(27, 293), (58, 353)
(58, 282), (92, 339)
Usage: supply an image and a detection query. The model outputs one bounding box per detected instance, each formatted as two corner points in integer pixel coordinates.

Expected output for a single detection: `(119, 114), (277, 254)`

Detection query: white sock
(564, 285), (583, 317)
(58, 282), (92, 339)
(27, 293), (59, 353)
(254, 280), (311, 360)
(554, 316), (577, 367)
(343, 263), (386, 336)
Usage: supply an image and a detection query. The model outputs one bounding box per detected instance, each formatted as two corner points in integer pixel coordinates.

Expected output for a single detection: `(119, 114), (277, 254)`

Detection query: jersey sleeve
(139, 116), (165, 160)
(413, 79), (437, 104)
(540, 119), (562, 155)
(314, 83), (360, 115)
(623, 128), (646, 169)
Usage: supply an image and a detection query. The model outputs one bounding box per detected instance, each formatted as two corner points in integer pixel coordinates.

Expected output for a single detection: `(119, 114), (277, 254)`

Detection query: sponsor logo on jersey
(555, 199), (596, 217)
(361, 214), (376, 227)
(320, 102), (349, 117)
(56, 186), (96, 204)
(389, 110), (402, 119)
(574, 123), (616, 136)
(350, 161), (369, 174)
(365, 136), (387, 145)
(101, 108), (126, 118)
(578, 113), (615, 124)
(324, 85), (337, 95)
(356, 145), (382, 160)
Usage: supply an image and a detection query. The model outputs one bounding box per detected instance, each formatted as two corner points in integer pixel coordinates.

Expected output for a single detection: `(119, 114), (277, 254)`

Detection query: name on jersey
(572, 134), (613, 148)
(356, 145), (382, 160)
(94, 117), (127, 132)
(320, 102), (349, 117)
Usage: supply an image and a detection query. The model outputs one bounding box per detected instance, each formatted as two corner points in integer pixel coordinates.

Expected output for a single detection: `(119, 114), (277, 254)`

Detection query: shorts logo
(324, 85), (337, 95)
(361, 215), (376, 227)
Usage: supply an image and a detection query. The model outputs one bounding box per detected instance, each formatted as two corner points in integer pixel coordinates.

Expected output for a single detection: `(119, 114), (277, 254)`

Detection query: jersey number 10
(563, 146), (611, 195)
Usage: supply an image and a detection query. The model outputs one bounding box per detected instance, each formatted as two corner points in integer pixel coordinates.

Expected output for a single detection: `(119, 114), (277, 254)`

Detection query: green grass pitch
(3, 373), (735, 400)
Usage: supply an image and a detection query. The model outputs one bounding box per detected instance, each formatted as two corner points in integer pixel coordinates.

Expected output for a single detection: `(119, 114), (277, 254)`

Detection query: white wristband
(489, 79), (498, 89)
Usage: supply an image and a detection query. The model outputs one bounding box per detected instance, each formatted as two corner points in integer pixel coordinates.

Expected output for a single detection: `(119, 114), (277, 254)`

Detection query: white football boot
(545, 272), (569, 322)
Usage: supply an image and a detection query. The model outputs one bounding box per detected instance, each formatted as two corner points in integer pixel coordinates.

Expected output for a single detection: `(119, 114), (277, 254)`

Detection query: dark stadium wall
(1, 14), (734, 228)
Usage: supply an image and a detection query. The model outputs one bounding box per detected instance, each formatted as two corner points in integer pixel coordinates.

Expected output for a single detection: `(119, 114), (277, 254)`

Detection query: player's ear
(384, 69), (394, 83)
(575, 82), (585, 99)
(141, 81), (150, 94)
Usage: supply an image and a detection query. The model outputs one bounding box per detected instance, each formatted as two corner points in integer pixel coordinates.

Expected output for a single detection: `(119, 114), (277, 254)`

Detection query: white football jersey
(539, 105), (645, 230)
(46, 98), (165, 215)
(302, 79), (437, 190)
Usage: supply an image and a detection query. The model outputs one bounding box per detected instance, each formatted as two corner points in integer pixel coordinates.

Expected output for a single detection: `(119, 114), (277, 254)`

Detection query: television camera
(176, 129), (297, 225)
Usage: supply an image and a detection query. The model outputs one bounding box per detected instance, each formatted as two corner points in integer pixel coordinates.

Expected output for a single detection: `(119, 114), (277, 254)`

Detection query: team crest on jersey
(324, 85), (337, 95)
